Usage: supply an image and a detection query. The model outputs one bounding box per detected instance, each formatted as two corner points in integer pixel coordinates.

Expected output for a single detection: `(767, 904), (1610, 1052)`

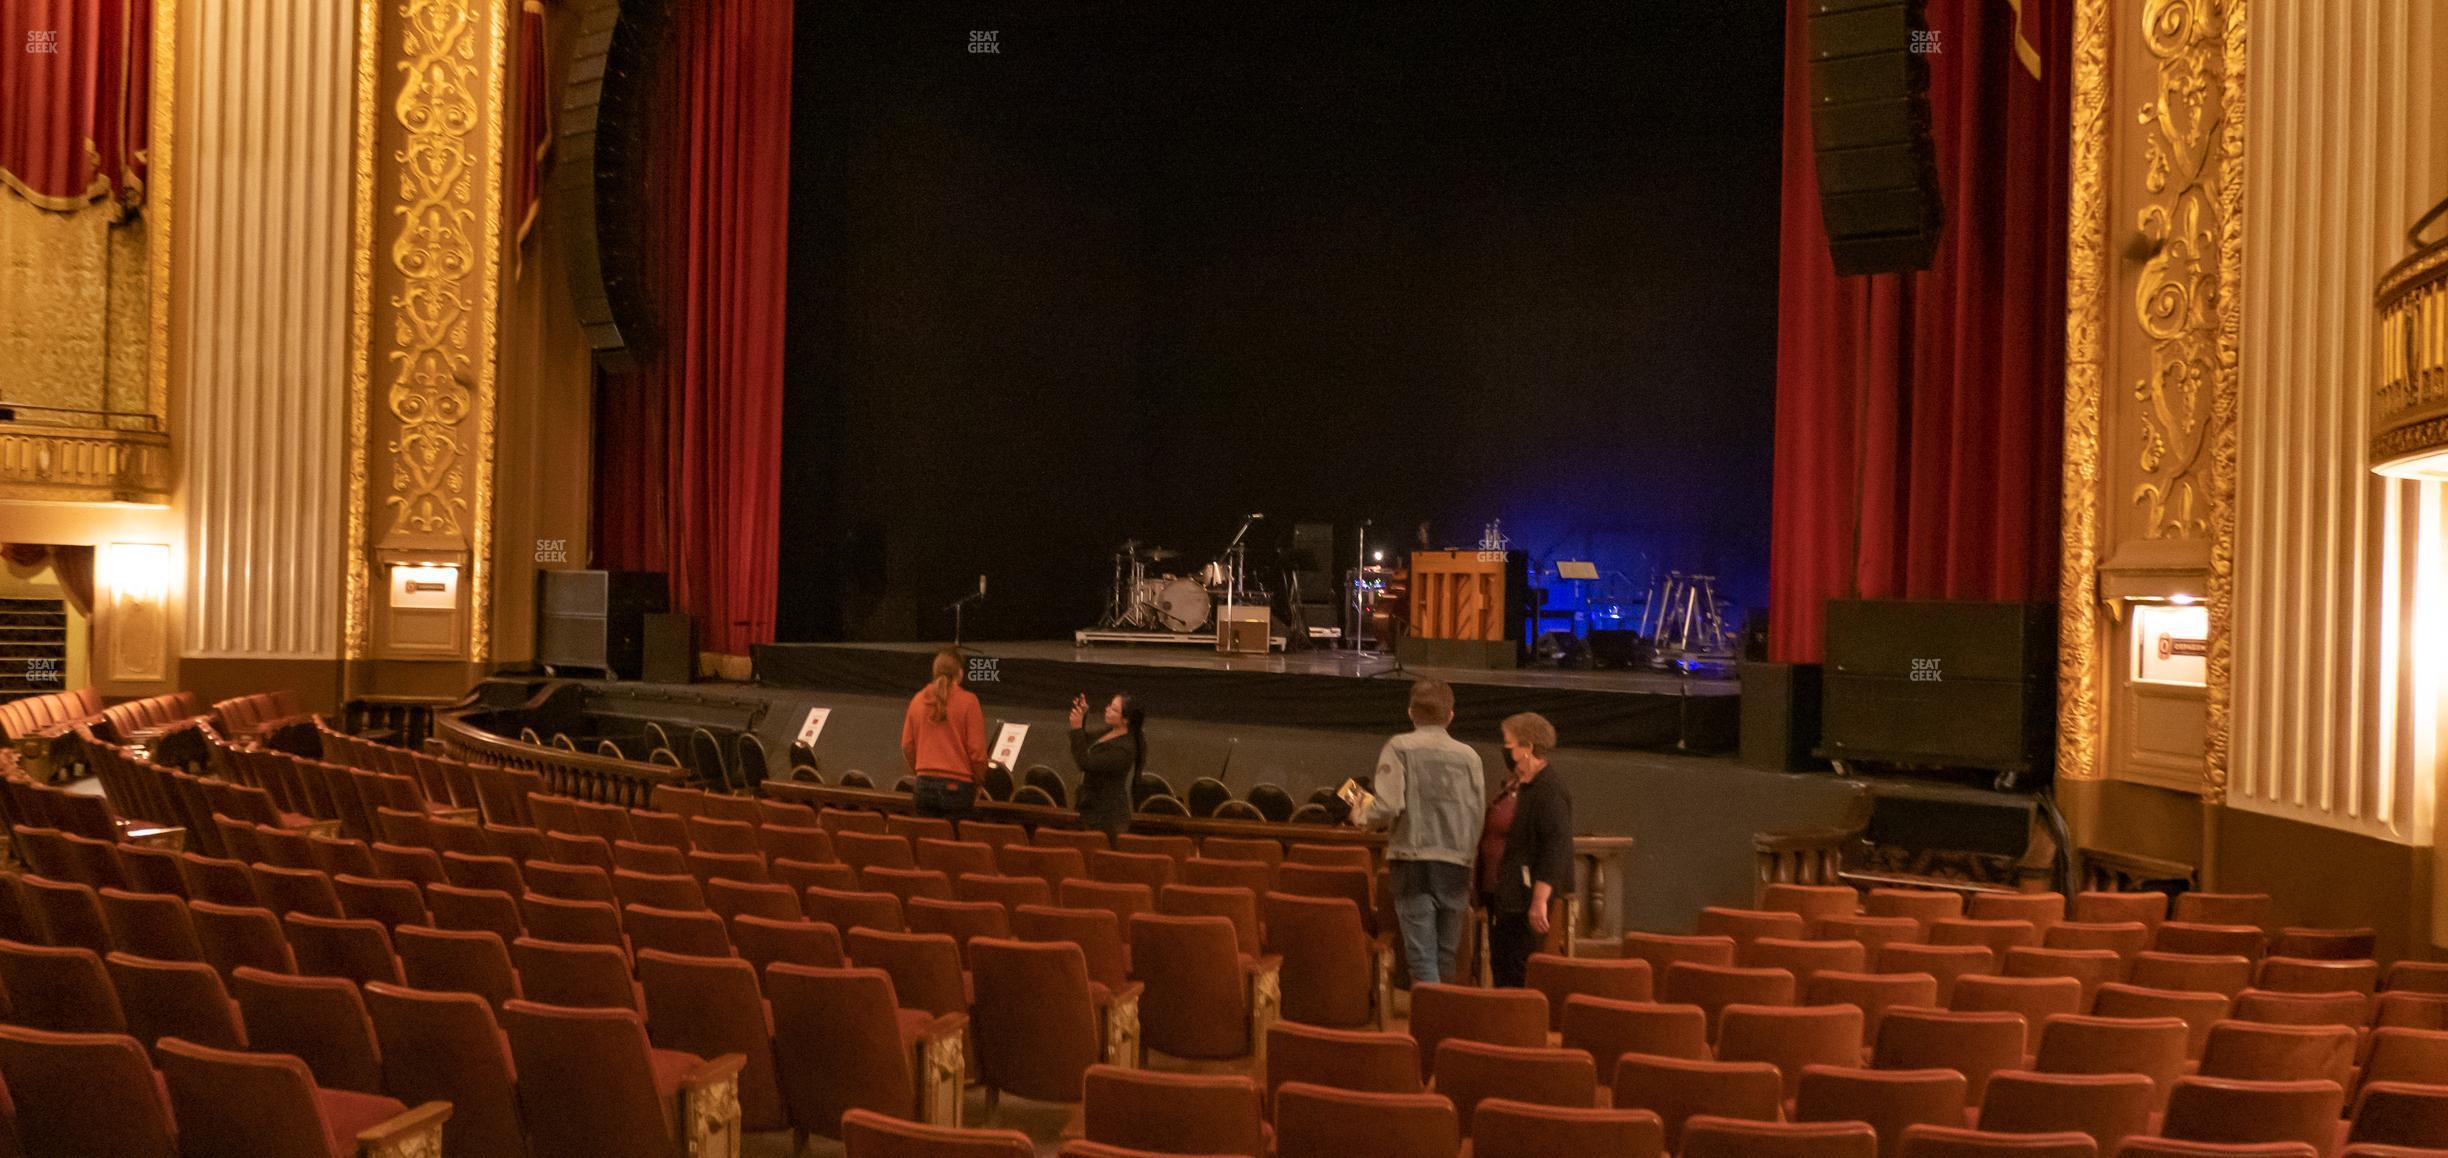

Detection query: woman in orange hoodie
(901, 647), (987, 818)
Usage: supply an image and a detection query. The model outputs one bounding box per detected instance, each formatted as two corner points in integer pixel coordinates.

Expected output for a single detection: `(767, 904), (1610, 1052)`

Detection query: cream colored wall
(171, 0), (353, 663)
(2231, 0), (2448, 844)
(492, 8), (598, 668)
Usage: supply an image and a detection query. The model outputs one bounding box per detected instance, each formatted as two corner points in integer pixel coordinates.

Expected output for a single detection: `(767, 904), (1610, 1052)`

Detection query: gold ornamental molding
(2372, 209), (2448, 477)
(2059, 0), (2245, 795)
(0, 425), (172, 502)
(346, 0), (508, 663)
(2059, 0), (2113, 783)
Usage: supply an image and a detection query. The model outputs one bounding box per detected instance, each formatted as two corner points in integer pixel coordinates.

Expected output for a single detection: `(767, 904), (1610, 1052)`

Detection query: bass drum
(1139, 577), (1212, 633)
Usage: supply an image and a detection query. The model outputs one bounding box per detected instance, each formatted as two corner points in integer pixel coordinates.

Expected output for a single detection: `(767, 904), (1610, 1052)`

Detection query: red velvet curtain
(1768, 0), (2069, 663)
(592, 0), (791, 656)
(0, 0), (148, 214)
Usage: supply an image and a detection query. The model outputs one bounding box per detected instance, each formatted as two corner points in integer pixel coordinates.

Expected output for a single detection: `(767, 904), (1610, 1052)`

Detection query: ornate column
(2059, 0), (2246, 803)
(346, 0), (510, 689)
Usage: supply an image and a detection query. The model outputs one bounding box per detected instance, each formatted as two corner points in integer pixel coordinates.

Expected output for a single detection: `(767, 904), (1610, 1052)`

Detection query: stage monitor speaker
(1807, 0), (1942, 275)
(1739, 661), (1826, 772)
(1587, 628), (1643, 669)
(640, 612), (693, 684)
(553, 0), (664, 365)
(1821, 600), (2053, 786)
(536, 570), (669, 678)
(537, 570), (609, 672)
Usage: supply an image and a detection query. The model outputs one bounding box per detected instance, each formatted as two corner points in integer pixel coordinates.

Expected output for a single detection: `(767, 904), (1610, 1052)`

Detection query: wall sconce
(104, 542), (171, 604)
(102, 542), (171, 682)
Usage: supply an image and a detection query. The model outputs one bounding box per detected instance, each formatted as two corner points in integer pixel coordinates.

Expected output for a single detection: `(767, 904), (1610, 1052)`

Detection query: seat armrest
(354, 1099), (452, 1158)
(1097, 982), (1144, 1069)
(118, 822), (187, 850)
(1369, 934), (1396, 1029)
(910, 1012), (968, 1127)
(1247, 955), (1283, 1070)
(679, 1052), (748, 1158)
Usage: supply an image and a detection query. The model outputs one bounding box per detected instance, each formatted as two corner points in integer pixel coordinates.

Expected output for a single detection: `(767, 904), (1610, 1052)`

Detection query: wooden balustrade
(342, 696), (454, 751)
(1755, 825), (1860, 896)
(430, 707), (694, 808)
(2077, 845), (2195, 893)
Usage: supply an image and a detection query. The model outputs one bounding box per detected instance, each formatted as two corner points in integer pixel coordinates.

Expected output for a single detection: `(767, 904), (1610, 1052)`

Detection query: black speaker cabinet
(1807, 0), (1942, 274)
(1821, 600), (2054, 786)
(1740, 661), (1826, 772)
(640, 612), (694, 684)
(535, 570), (669, 678)
(554, 0), (665, 363)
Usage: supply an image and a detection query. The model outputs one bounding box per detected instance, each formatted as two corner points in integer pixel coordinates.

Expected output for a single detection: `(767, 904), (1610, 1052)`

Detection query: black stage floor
(752, 640), (1738, 751)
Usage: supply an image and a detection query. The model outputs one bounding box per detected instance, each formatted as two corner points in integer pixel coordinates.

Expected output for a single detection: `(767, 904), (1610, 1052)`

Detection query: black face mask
(1502, 747), (1520, 772)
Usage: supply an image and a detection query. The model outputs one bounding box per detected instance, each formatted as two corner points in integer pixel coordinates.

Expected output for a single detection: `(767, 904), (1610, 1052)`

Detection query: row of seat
(1740, 884), (2373, 960)
(0, 835), (1379, 1039)
(206, 690), (314, 743)
(0, 687), (103, 744)
(0, 983), (740, 1157)
(823, 1005), (2448, 1158)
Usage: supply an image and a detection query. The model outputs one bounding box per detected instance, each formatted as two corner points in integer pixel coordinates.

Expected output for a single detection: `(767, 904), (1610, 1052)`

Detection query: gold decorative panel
(2059, 0), (2113, 783)
(348, 0), (508, 663)
(2061, 0), (2245, 794)
(2128, 0), (2238, 541)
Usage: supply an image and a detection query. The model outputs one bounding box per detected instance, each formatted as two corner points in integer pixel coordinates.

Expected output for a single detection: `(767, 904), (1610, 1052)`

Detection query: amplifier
(1216, 604), (1270, 655)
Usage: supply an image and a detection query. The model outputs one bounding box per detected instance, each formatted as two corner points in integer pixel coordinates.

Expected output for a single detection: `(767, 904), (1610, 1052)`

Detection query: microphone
(1250, 512), (1266, 520)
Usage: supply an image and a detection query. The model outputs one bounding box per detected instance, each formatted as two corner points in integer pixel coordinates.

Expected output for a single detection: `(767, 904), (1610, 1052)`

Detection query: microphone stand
(1218, 514), (1261, 650)
(946, 580), (987, 648)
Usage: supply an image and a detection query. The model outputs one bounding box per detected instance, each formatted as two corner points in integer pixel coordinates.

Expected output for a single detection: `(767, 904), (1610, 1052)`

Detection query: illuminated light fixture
(386, 562), (462, 610)
(2168, 593), (2197, 605)
(103, 542), (171, 603)
(1372, 550), (1385, 562)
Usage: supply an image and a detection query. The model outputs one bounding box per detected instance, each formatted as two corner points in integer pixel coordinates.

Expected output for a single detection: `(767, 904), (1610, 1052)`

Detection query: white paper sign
(795, 707), (832, 749)
(991, 722), (1029, 769)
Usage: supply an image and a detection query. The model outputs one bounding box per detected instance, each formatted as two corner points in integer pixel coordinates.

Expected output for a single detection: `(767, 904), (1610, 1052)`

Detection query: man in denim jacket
(1348, 678), (1485, 985)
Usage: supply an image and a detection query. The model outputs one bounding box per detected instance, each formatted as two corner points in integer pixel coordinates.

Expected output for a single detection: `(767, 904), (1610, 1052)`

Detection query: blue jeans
(910, 776), (976, 820)
(1389, 859), (1472, 986)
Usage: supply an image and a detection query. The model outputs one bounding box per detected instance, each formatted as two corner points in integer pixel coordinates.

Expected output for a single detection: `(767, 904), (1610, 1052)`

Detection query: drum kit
(1095, 517), (1269, 635)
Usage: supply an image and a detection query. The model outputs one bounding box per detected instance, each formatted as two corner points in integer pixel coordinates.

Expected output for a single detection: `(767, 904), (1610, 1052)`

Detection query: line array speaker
(553, 0), (664, 365)
(1807, 0), (1943, 275)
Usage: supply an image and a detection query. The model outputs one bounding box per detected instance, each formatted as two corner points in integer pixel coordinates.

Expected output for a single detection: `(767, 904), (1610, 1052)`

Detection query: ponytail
(926, 649), (962, 723)
(1115, 694), (1148, 774)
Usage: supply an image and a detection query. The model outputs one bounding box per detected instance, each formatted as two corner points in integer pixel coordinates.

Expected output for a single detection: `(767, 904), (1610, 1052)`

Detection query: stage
(751, 639), (1739, 752)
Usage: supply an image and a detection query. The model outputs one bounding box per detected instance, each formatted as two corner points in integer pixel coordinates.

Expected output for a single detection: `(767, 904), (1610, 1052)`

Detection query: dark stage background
(780, 4), (1785, 642)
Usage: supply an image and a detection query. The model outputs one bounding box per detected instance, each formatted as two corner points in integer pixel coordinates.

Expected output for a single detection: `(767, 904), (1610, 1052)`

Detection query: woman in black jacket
(1068, 692), (1145, 836)
(1483, 711), (1573, 988)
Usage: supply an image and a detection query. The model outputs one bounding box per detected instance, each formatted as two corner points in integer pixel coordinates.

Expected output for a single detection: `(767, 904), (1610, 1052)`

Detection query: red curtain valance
(0, 0), (150, 215)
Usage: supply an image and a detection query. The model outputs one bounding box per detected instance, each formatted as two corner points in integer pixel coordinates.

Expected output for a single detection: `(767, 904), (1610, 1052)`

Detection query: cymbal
(1143, 548), (1179, 561)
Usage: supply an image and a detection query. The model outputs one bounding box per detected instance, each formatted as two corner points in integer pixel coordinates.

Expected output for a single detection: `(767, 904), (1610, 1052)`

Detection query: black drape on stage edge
(751, 644), (1737, 753)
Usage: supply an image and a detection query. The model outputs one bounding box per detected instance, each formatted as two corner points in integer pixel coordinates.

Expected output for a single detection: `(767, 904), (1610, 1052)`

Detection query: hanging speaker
(553, 0), (663, 365)
(1807, 0), (1943, 275)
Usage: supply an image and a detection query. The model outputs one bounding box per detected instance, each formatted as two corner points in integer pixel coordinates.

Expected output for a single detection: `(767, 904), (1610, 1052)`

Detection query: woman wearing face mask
(1479, 711), (1573, 988)
(1068, 692), (1146, 837)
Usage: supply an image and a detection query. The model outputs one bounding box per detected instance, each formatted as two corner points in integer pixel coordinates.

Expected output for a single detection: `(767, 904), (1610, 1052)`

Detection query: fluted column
(173, 0), (354, 662)
(2231, 0), (2448, 840)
